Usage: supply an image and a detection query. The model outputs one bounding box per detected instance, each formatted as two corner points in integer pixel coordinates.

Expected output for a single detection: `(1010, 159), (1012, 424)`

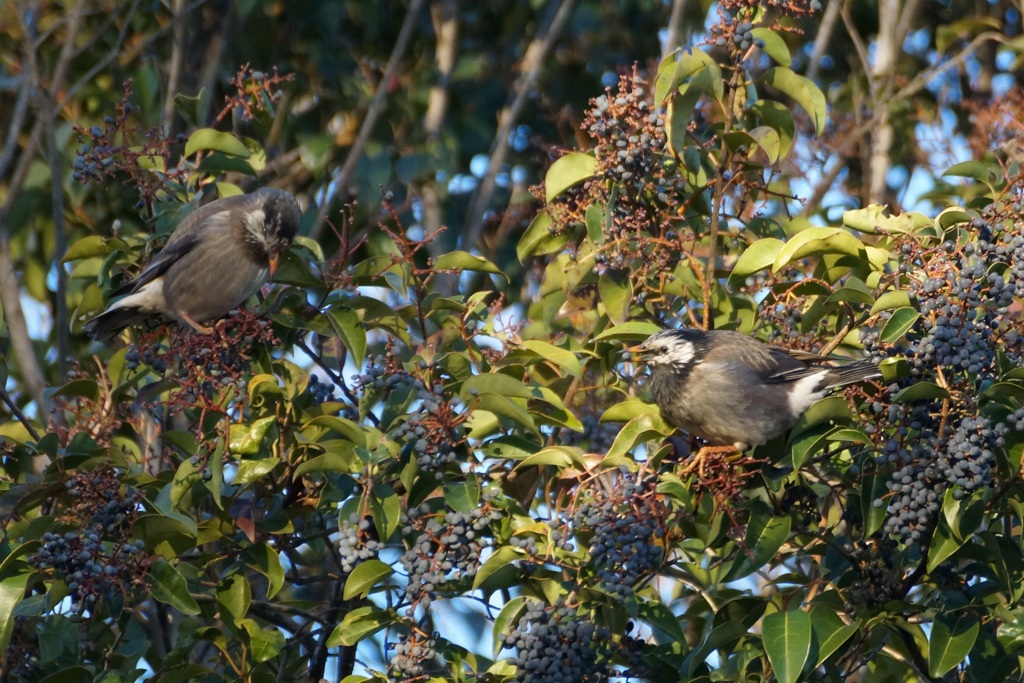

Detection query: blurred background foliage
(3, 0), (1024, 681)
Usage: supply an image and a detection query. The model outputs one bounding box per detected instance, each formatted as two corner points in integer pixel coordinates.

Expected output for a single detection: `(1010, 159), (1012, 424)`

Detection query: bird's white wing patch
(786, 370), (830, 416)
(110, 277), (167, 313)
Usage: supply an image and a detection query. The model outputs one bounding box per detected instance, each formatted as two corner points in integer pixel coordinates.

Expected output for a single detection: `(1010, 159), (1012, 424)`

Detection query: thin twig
(0, 386), (41, 441)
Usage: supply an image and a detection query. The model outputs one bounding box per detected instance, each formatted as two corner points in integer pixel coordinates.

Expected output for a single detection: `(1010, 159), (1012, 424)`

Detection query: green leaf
(598, 269), (632, 325)
(928, 611), (979, 677)
(880, 307), (920, 343)
(492, 596), (529, 658)
(810, 607), (859, 665)
(601, 399), (660, 422)
(750, 28), (791, 66)
(517, 211), (568, 262)
(761, 67), (826, 135)
(861, 470), (890, 537)
(544, 152), (598, 203)
(62, 235), (129, 263)
(655, 47), (721, 106)
(150, 559), (201, 615)
(944, 160), (998, 184)
(520, 340), (581, 376)
(433, 251), (507, 280)
(461, 373), (536, 401)
(244, 544), (285, 599)
(605, 414), (675, 461)
(184, 128), (250, 158)
(233, 457), (280, 485)
(772, 228), (865, 271)
(762, 610), (812, 683)
(229, 416), (276, 455)
(585, 203), (606, 244)
(725, 506), (791, 581)
(870, 290), (912, 314)
(240, 618), (285, 662)
(474, 546), (523, 591)
(370, 488), (401, 542)
(444, 477), (479, 513)
(590, 320), (663, 342)
(892, 382), (951, 403)
(217, 573), (251, 624)
(343, 560), (394, 600)
(843, 205), (932, 235)
(327, 606), (396, 647)
(327, 307), (367, 369)
(0, 573), (28, 655)
(927, 516), (967, 572)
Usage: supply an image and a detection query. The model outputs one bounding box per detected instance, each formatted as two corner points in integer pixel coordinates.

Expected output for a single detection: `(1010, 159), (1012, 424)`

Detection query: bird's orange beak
(268, 252), (280, 278)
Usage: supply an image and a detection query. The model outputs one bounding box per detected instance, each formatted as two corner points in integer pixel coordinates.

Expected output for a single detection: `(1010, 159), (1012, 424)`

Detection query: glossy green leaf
(928, 611), (979, 677)
(870, 290), (912, 314)
(590, 320), (662, 342)
(184, 128), (251, 157)
(598, 269), (632, 325)
(433, 251), (506, 280)
(880, 307), (921, 343)
(233, 457), (280, 485)
(761, 67), (826, 135)
(892, 382), (951, 403)
(843, 205), (932, 235)
(343, 560), (394, 600)
(240, 618), (285, 662)
(600, 399), (660, 422)
(0, 573), (28, 655)
(327, 306), (367, 369)
(150, 559), (201, 615)
(751, 28), (791, 66)
(229, 416), (276, 455)
(327, 606), (396, 647)
(772, 228), (865, 271)
(732, 238), (784, 280)
(810, 607), (859, 665)
(217, 573), (251, 624)
(517, 211), (569, 261)
(725, 506), (791, 581)
(544, 152), (597, 203)
(520, 340), (581, 376)
(762, 610), (812, 683)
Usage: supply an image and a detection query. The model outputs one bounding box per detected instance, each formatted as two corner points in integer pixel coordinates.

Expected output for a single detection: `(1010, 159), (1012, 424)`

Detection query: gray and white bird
(628, 328), (881, 451)
(83, 187), (301, 342)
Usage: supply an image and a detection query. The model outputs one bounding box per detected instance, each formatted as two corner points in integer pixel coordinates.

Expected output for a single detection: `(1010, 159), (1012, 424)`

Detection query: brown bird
(83, 187), (301, 342)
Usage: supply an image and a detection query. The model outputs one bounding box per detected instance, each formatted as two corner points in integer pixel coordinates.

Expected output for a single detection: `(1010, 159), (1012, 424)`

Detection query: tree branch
(462, 0), (577, 250)
(311, 0), (427, 241)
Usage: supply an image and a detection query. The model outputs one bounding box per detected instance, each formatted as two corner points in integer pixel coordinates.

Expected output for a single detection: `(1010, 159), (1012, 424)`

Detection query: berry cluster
(710, 20), (765, 53)
(569, 471), (667, 597)
(870, 204), (1024, 546)
(387, 631), (437, 680)
(307, 374), (336, 404)
(398, 496), (499, 611)
(337, 514), (382, 574)
(354, 362), (465, 478)
(502, 600), (609, 683)
(588, 82), (667, 187)
(839, 540), (901, 613)
(125, 341), (169, 373)
(28, 468), (151, 613)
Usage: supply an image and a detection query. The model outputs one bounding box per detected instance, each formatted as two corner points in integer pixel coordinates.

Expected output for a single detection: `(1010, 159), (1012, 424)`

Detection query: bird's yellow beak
(268, 252), (280, 278)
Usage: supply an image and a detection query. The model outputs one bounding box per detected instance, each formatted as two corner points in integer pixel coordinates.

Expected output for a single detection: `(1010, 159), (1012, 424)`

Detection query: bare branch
(661, 0), (688, 61)
(462, 0), (577, 250)
(806, 0), (840, 83)
(311, 0), (428, 241)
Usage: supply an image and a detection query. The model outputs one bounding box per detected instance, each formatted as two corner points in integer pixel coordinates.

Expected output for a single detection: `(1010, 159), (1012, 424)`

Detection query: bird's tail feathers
(82, 305), (147, 343)
(826, 360), (882, 387)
